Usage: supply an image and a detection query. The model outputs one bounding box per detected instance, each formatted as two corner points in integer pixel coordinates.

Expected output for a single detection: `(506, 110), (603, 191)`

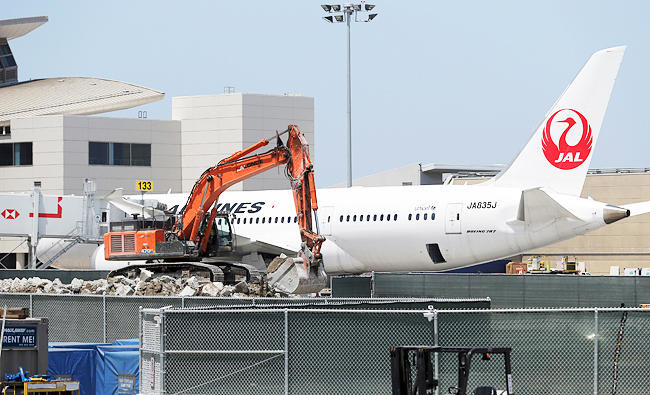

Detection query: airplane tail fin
(492, 46), (625, 196)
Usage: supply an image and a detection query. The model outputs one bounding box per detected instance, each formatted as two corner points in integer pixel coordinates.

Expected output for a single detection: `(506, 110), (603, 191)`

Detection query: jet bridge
(0, 180), (105, 268)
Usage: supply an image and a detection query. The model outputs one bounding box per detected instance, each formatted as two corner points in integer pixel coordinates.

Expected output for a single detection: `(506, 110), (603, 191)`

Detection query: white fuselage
(137, 183), (610, 274)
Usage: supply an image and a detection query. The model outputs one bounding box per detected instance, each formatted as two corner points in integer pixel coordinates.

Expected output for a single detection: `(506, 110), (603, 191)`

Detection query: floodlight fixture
(319, 3), (379, 188)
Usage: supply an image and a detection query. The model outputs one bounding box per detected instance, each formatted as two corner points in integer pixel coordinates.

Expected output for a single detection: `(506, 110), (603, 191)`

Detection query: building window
(1, 125), (9, 136)
(0, 142), (32, 166)
(89, 142), (151, 166)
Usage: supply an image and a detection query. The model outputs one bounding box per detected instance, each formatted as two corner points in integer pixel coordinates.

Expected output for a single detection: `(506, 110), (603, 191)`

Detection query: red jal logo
(542, 108), (592, 170)
(1, 209), (20, 219)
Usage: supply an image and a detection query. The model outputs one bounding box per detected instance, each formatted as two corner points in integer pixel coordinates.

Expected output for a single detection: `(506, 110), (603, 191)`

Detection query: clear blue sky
(6, 1), (650, 187)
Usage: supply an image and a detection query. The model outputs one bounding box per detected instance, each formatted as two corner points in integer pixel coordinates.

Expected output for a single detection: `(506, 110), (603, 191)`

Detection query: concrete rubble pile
(0, 271), (279, 297)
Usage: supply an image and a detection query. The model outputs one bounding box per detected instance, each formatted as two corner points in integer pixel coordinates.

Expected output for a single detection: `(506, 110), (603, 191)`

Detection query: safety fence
(140, 306), (650, 394)
(0, 293), (486, 343)
(332, 272), (650, 308)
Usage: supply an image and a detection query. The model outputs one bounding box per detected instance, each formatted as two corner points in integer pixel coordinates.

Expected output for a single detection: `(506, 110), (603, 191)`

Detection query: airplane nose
(603, 205), (630, 224)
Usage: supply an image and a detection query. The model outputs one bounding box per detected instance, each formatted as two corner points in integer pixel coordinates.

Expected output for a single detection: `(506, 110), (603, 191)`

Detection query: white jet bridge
(0, 180), (104, 268)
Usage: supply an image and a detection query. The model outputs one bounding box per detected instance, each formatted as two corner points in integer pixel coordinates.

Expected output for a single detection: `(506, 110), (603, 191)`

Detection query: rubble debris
(0, 268), (281, 297)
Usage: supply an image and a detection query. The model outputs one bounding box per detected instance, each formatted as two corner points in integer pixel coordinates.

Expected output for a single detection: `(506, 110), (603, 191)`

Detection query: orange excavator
(103, 125), (326, 293)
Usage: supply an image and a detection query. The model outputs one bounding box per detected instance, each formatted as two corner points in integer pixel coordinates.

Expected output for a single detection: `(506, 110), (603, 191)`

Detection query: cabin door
(445, 203), (463, 234)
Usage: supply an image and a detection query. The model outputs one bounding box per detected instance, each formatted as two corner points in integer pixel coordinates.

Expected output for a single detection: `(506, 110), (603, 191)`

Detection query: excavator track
(107, 261), (263, 286)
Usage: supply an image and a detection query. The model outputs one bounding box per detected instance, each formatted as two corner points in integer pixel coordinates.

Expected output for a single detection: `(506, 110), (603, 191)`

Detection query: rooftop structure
(0, 78), (164, 126)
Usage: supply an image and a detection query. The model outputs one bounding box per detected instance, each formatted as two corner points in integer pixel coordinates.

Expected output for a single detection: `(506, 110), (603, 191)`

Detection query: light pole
(322, 3), (378, 187)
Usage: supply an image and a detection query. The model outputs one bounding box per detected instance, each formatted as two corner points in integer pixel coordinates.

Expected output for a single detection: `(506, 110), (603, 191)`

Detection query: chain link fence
(141, 306), (650, 394)
(0, 293), (477, 343)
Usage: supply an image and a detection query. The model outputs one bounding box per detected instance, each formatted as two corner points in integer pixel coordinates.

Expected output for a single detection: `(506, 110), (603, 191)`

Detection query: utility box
(0, 318), (49, 377)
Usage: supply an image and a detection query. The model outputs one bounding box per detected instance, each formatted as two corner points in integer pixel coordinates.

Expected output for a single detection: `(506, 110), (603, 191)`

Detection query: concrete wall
(0, 115), (182, 196)
(0, 116), (65, 193)
(173, 93), (314, 192)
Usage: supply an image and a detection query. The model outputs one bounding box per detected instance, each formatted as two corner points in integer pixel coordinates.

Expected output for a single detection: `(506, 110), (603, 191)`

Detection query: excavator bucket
(266, 256), (328, 294)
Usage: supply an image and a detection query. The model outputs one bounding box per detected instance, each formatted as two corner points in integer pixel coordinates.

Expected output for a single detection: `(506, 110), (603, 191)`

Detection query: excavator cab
(211, 213), (234, 254)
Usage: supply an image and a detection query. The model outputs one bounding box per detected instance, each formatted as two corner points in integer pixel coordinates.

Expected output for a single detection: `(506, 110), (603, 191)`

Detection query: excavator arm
(104, 125), (327, 293)
(173, 125), (325, 271)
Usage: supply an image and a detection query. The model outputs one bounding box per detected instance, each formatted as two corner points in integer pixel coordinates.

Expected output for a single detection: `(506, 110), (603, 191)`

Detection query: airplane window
(237, 218), (241, 224)
(359, 215), (363, 222)
(408, 214), (412, 221)
(243, 218), (247, 224)
(416, 213), (420, 220)
(275, 217), (279, 223)
(431, 213), (435, 220)
(262, 217), (266, 224)
(288, 216), (292, 223)
(386, 214), (391, 221)
(256, 218), (260, 224)
(394, 214), (398, 221)
(366, 215), (370, 221)
(294, 216), (297, 223)
(269, 217), (272, 223)
(328, 216), (331, 223)
(380, 214), (384, 221)
(340, 215), (343, 222)
(424, 213), (428, 220)
(346, 215), (350, 222)
(353, 215), (357, 222)
(281, 217), (285, 223)
(373, 215), (377, 221)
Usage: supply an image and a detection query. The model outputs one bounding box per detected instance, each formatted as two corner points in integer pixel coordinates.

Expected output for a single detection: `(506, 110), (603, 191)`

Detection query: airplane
(92, 45), (650, 275)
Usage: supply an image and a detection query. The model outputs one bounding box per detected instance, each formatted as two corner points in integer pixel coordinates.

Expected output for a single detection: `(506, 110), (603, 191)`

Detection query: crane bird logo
(542, 108), (592, 170)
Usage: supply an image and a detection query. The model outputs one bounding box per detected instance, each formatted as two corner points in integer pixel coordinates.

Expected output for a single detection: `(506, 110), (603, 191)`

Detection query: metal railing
(140, 306), (650, 395)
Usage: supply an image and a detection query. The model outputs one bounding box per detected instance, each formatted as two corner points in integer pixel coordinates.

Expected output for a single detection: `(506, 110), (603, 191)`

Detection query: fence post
(160, 307), (166, 394)
(103, 295), (107, 343)
(593, 309), (599, 395)
(434, 310), (439, 395)
(284, 309), (289, 395)
(138, 306), (143, 393)
(181, 296), (185, 309)
(29, 294), (32, 318)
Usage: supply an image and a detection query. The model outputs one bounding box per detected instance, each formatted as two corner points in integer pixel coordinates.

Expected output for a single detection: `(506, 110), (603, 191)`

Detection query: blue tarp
(112, 339), (139, 346)
(48, 348), (96, 395)
(95, 345), (139, 395)
(48, 342), (140, 395)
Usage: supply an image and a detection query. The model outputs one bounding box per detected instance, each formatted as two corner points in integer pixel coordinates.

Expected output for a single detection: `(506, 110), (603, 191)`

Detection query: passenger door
(318, 206), (334, 236)
(445, 203), (463, 234)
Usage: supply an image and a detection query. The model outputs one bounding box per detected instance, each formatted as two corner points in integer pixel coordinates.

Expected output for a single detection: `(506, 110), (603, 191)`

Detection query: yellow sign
(136, 180), (153, 191)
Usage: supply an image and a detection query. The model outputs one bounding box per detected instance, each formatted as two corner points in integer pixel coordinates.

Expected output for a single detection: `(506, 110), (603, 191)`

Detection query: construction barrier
(333, 272), (650, 308)
(140, 306), (650, 394)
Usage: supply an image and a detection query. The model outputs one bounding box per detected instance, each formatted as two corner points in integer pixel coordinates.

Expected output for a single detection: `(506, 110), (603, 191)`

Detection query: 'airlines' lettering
(215, 201), (266, 214)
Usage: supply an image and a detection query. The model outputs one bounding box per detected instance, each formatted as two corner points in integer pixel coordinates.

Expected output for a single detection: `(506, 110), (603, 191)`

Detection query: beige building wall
(0, 115), (182, 196)
(523, 172), (650, 275)
(452, 172), (650, 274)
(172, 93), (314, 193)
